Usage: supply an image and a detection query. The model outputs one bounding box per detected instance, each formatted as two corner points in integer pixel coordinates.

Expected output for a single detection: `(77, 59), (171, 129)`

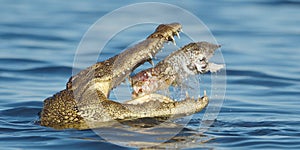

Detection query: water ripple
(1, 0), (300, 149)
(227, 69), (300, 82)
(255, 0), (300, 6)
(0, 58), (47, 64)
(1, 32), (74, 42)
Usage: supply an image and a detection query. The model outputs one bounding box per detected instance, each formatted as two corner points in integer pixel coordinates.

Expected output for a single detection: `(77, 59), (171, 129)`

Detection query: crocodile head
(109, 23), (182, 90)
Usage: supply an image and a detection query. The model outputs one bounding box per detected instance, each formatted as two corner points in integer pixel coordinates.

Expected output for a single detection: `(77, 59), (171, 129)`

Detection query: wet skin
(39, 23), (222, 129)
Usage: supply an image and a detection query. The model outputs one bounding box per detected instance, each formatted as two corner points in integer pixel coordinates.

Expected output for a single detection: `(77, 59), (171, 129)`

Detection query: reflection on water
(1, 0), (300, 149)
(76, 118), (215, 149)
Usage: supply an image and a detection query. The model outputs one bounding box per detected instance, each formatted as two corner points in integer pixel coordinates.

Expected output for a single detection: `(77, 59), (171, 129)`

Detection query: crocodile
(39, 23), (222, 129)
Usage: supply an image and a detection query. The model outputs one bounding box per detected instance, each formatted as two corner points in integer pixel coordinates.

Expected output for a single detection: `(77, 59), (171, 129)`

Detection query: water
(1, 0), (300, 149)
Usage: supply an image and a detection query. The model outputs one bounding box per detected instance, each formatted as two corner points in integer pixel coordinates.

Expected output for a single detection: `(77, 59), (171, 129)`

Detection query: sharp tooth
(170, 36), (175, 42)
(147, 60), (154, 67)
(204, 90), (207, 96)
(172, 40), (176, 46)
(148, 53), (153, 59)
(152, 50), (156, 53)
(175, 32), (180, 39)
(127, 68), (130, 70)
(185, 91), (189, 97)
(122, 72), (126, 75)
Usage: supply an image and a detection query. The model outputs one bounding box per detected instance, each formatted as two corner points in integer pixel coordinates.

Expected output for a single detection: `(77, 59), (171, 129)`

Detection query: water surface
(1, 0), (300, 149)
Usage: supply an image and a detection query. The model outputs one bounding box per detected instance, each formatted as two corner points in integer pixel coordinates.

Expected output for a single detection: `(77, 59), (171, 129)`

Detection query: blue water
(1, 0), (300, 149)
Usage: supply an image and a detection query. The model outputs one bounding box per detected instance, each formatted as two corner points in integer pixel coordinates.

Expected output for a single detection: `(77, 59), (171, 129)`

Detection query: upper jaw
(110, 23), (182, 87)
(147, 22), (182, 45)
(145, 23), (182, 62)
(121, 23), (182, 78)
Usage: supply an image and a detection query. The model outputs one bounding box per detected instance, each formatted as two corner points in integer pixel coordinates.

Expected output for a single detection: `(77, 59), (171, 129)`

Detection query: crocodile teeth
(172, 40), (176, 46)
(185, 91), (189, 98)
(170, 36), (175, 42)
(175, 32), (180, 39)
(148, 53), (153, 59)
(147, 59), (154, 67)
(169, 36), (176, 45)
(204, 90), (207, 96)
(122, 72), (126, 75)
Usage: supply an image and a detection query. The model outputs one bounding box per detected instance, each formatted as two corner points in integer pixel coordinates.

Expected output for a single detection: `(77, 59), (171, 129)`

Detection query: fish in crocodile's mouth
(130, 42), (223, 99)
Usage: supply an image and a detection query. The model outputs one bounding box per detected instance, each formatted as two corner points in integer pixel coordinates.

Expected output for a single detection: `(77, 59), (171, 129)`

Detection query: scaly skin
(131, 42), (223, 98)
(40, 23), (212, 130)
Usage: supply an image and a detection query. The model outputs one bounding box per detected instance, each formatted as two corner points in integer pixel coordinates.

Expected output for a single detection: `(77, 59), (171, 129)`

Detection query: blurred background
(0, 0), (300, 149)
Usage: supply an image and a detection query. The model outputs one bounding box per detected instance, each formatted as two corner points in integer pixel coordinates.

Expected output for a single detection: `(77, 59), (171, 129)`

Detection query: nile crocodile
(39, 23), (223, 129)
